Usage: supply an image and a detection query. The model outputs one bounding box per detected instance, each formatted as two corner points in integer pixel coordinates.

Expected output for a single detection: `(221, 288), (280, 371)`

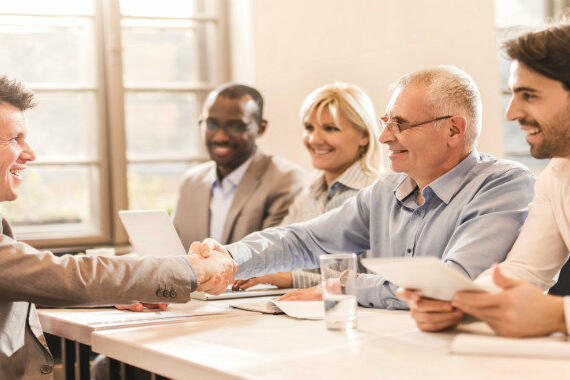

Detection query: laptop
(119, 209), (294, 300)
(119, 210), (186, 256)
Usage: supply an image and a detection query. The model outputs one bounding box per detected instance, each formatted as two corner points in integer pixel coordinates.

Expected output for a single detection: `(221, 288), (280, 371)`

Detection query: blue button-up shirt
(227, 151), (535, 309)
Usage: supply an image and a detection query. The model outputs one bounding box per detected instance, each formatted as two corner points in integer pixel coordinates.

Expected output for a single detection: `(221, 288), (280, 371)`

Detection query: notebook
(192, 284), (294, 300)
(450, 333), (570, 359)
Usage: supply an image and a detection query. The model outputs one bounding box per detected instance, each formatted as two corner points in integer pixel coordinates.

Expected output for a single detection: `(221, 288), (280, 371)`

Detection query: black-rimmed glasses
(198, 119), (255, 135)
(380, 115), (453, 134)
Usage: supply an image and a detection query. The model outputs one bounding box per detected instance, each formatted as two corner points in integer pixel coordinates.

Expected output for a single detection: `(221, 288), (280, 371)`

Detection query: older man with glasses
(192, 66), (535, 309)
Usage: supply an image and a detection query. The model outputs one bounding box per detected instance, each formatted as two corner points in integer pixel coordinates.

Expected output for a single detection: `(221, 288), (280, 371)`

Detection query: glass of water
(319, 253), (357, 331)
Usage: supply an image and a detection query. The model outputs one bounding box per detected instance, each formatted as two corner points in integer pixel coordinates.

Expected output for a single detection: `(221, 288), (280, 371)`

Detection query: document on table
(271, 301), (324, 320)
(231, 300), (325, 319)
(451, 333), (570, 359)
(41, 302), (233, 332)
(230, 300), (284, 314)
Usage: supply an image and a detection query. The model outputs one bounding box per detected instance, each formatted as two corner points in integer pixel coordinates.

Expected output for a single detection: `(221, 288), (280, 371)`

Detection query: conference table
(38, 297), (569, 380)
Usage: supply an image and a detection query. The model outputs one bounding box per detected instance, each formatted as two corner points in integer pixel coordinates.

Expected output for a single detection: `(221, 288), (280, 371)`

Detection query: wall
(229, 0), (503, 171)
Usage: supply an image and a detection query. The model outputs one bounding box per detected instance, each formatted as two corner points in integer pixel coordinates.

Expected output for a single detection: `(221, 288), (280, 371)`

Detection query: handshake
(186, 238), (237, 294)
(116, 239), (236, 312)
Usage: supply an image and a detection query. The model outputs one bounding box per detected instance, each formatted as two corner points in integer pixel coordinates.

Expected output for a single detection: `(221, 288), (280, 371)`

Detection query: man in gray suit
(0, 76), (237, 379)
(173, 84), (305, 250)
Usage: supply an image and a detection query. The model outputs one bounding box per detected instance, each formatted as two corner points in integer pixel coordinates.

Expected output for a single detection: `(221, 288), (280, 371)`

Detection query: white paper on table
(450, 333), (570, 359)
(42, 303), (232, 331)
(271, 301), (324, 320)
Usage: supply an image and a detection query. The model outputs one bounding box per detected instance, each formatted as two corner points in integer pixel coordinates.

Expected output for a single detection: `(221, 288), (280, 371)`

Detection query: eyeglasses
(198, 119), (255, 135)
(380, 115), (453, 134)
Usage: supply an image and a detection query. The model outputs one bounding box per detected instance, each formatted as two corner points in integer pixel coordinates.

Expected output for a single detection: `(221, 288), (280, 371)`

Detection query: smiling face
(379, 84), (464, 187)
(203, 94), (265, 178)
(506, 61), (570, 159)
(303, 107), (369, 185)
(0, 103), (36, 202)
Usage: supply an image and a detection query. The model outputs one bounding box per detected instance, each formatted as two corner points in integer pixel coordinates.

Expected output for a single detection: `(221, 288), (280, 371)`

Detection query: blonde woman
(233, 82), (383, 290)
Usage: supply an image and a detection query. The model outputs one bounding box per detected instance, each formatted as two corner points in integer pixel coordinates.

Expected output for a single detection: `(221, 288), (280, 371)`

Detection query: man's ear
(447, 116), (467, 147)
(256, 119), (268, 137)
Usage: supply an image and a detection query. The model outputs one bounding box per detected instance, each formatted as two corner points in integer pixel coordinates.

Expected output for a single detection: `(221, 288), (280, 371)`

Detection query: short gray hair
(0, 76), (36, 111)
(393, 65), (482, 151)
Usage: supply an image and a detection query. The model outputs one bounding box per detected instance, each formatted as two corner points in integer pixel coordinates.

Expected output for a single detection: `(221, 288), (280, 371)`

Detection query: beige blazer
(0, 219), (195, 379)
(172, 149), (305, 250)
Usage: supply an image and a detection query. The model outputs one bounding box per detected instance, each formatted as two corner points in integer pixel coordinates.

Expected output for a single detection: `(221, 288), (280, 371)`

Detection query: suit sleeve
(0, 236), (196, 306)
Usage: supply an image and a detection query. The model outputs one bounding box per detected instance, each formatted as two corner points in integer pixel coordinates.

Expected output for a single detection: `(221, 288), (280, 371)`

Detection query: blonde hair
(299, 82), (383, 176)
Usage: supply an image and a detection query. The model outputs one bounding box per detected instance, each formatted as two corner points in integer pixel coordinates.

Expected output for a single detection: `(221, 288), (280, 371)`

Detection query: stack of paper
(272, 301), (324, 320)
(230, 300), (325, 319)
(450, 333), (570, 359)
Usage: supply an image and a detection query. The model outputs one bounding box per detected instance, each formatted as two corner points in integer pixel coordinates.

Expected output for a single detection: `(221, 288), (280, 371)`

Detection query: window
(493, 0), (569, 174)
(0, 0), (227, 247)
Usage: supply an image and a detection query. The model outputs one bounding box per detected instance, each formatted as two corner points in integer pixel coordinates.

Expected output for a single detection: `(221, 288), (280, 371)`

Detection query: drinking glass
(319, 253), (357, 331)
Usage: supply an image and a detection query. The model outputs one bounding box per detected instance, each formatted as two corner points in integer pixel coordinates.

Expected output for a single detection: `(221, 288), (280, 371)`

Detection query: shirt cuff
(355, 273), (408, 309)
(562, 296), (570, 335)
(226, 243), (256, 279)
(291, 269), (320, 288)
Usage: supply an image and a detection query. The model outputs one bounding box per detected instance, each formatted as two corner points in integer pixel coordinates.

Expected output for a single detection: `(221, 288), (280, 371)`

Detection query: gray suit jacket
(0, 219), (196, 380)
(172, 150), (305, 250)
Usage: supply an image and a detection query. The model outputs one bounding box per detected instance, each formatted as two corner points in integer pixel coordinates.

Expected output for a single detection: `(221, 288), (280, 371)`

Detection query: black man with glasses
(191, 66), (535, 309)
(172, 83), (304, 251)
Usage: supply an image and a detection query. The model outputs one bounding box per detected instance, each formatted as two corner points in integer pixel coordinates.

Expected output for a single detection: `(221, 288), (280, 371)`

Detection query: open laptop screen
(119, 210), (186, 256)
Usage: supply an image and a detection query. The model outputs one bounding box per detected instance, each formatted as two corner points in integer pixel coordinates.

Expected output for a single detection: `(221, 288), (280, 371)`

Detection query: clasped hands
(187, 238), (237, 294)
(116, 238), (237, 312)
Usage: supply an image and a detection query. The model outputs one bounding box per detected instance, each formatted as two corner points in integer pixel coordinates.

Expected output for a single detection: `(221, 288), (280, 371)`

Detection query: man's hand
(115, 303), (168, 312)
(277, 285), (322, 301)
(397, 289), (463, 332)
(233, 272), (293, 291)
(192, 238), (229, 258)
(452, 265), (566, 337)
(186, 239), (237, 295)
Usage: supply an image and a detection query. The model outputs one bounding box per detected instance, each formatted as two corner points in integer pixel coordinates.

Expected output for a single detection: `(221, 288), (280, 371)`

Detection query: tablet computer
(360, 257), (486, 301)
(119, 210), (186, 257)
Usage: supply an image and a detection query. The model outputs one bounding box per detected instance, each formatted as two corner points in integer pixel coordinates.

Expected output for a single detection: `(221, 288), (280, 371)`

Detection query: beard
(528, 102), (570, 159)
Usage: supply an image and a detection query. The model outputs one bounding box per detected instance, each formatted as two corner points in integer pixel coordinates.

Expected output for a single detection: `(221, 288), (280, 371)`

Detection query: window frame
(2, 0), (229, 248)
(494, 0), (569, 174)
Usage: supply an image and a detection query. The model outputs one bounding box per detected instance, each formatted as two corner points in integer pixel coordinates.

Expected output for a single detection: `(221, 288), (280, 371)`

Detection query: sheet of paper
(361, 257), (486, 301)
(271, 301), (324, 320)
(450, 333), (570, 359)
(41, 303), (232, 331)
(230, 300), (284, 314)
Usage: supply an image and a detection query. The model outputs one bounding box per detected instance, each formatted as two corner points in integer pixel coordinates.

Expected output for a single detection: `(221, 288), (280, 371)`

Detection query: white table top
(67, 299), (570, 380)
(37, 300), (239, 345)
